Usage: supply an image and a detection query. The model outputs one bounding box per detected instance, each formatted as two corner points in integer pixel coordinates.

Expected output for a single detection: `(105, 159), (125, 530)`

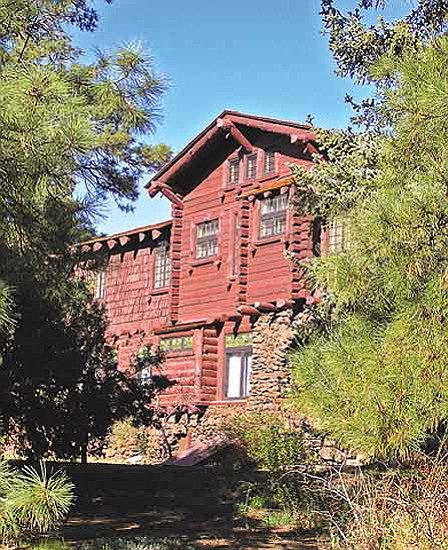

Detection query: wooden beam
(237, 305), (260, 317)
(226, 114), (314, 142)
(150, 124), (222, 188)
(276, 299), (293, 310)
(217, 118), (253, 152)
(254, 301), (277, 313)
(158, 185), (184, 209)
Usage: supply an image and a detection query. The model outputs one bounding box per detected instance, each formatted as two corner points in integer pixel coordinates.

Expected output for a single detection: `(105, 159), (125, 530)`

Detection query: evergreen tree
(0, 1), (171, 456)
(290, 3), (448, 460)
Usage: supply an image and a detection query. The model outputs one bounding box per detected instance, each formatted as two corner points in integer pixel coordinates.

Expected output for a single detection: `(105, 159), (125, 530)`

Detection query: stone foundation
(104, 307), (359, 465)
(247, 309), (298, 411)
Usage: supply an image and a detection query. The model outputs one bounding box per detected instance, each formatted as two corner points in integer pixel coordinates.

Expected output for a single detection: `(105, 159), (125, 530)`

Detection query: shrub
(0, 460), (75, 544)
(310, 457), (448, 549)
(227, 411), (320, 522)
(104, 420), (160, 464)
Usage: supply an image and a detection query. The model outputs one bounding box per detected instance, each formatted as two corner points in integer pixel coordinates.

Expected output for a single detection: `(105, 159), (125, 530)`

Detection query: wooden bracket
(217, 118), (253, 152)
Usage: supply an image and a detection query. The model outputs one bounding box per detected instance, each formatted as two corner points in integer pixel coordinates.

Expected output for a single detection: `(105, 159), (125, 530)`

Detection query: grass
(28, 537), (195, 550)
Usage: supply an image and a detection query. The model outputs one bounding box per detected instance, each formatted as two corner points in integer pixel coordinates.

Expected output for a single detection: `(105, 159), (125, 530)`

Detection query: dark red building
(77, 111), (341, 454)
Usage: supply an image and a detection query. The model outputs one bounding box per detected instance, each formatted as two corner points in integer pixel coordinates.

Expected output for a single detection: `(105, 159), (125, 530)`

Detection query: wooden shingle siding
(78, 112), (319, 407)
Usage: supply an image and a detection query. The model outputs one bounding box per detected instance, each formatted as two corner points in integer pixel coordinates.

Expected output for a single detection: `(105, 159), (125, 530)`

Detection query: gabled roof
(146, 110), (315, 203)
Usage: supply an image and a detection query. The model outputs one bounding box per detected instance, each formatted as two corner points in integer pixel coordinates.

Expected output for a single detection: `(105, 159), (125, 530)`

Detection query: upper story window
(245, 153), (257, 180)
(328, 218), (350, 254)
(264, 151), (276, 175)
(95, 269), (106, 299)
(259, 194), (288, 239)
(196, 219), (219, 259)
(153, 243), (171, 290)
(228, 158), (240, 185)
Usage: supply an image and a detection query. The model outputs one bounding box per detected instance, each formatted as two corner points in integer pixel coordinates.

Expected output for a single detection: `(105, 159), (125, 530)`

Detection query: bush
(0, 460), (75, 544)
(104, 420), (160, 464)
(308, 457), (448, 549)
(227, 411), (320, 523)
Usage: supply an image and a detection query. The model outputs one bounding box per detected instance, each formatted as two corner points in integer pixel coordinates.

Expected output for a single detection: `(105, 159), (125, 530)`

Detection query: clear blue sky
(75, 0), (407, 235)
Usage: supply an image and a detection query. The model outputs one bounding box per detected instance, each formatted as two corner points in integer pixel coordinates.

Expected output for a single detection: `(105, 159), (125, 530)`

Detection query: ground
(57, 462), (324, 549)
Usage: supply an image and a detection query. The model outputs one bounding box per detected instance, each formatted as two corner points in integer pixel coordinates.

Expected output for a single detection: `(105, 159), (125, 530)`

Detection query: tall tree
(290, 3), (448, 461)
(0, 0), (171, 455)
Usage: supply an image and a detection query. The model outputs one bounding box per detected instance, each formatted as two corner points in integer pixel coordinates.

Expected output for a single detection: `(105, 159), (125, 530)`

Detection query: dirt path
(44, 462), (324, 549)
(63, 502), (322, 549)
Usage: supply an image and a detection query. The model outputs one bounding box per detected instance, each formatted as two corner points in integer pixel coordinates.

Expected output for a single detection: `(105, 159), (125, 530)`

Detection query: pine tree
(0, 1), (171, 458)
(290, 4), (448, 460)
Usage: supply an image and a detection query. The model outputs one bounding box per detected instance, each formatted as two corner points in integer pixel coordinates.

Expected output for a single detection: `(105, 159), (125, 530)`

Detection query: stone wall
(247, 309), (298, 411)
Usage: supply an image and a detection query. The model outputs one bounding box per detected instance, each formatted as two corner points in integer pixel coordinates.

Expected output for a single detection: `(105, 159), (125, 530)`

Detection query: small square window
(95, 269), (106, 299)
(153, 243), (171, 289)
(196, 219), (219, 259)
(259, 194), (288, 239)
(228, 158), (240, 185)
(264, 151), (276, 174)
(137, 366), (152, 384)
(246, 153), (257, 180)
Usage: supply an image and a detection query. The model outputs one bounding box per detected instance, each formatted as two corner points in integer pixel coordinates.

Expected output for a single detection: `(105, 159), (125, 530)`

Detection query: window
(264, 151), (276, 174)
(153, 243), (171, 289)
(196, 219), (219, 259)
(137, 366), (152, 384)
(225, 349), (252, 399)
(160, 336), (193, 353)
(95, 269), (106, 299)
(328, 218), (350, 254)
(228, 158), (240, 185)
(245, 153), (257, 180)
(259, 194), (288, 239)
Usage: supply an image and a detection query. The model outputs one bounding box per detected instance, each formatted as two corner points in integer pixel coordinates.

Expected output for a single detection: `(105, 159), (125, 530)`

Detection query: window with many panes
(264, 151), (276, 174)
(95, 269), (106, 299)
(245, 153), (257, 180)
(153, 243), (171, 289)
(160, 336), (193, 353)
(225, 348), (252, 399)
(259, 194), (288, 239)
(196, 219), (219, 259)
(328, 218), (350, 254)
(228, 158), (240, 185)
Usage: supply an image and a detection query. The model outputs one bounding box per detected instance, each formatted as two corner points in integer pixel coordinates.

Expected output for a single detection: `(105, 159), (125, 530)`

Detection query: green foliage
(320, 1), (448, 129)
(7, 463), (74, 533)
(0, 460), (74, 544)
(49, 537), (195, 550)
(262, 510), (297, 529)
(1, 279), (169, 461)
(0, 0), (171, 461)
(105, 420), (160, 464)
(231, 412), (309, 473)
(229, 412), (319, 517)
(291, 35), (448, 460)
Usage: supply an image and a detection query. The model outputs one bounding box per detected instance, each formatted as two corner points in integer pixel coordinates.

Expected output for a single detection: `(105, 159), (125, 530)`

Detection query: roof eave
(146, 111), (315, 194)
